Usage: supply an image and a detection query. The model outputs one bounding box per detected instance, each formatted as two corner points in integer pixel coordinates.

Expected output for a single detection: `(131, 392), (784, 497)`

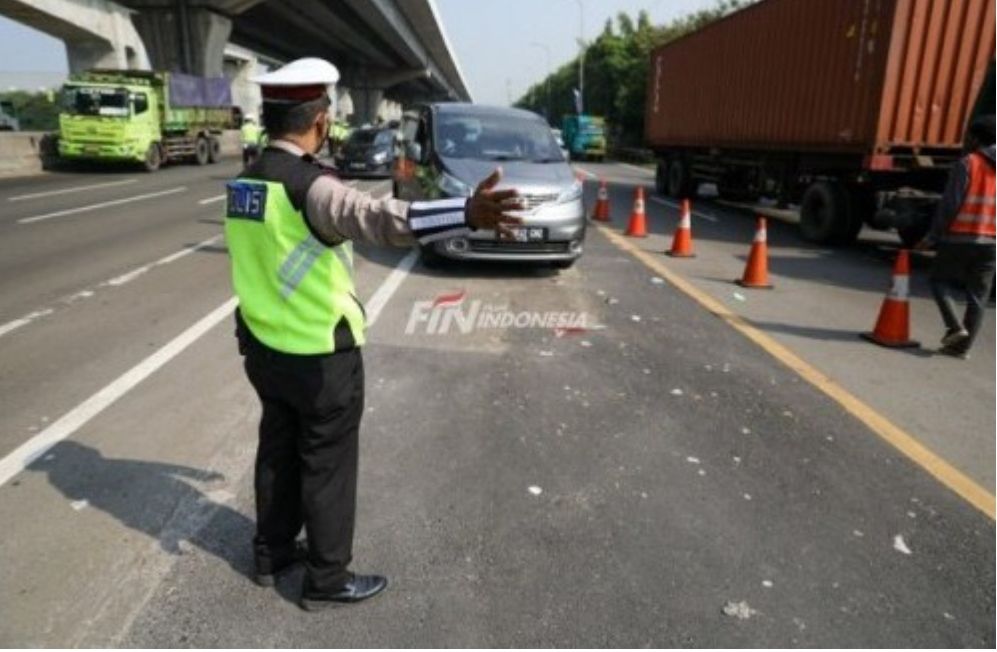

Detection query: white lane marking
(363, 191), (416, 326)
(365, 249), (417, 326)
(650, 195), (720, 223)
(0, 296), (239, 488)
(7, 178), (137, 202)
(198, 194), (226, 205)
(0, 309), (54, 338)
(18, 187), (188, 224)
(0, 235), (222, 341)
(0, 205), (418, 486)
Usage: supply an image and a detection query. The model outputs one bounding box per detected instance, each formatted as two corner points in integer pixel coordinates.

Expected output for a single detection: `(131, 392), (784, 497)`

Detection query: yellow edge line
(598, 224), (996, 520)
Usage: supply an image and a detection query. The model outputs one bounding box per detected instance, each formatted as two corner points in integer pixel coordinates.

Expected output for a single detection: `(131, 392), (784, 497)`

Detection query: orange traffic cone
(666, 199), (695, 257)
(736, 217), (773, 288)
(861, 249), (920, 348)
(592, 179), (611, 222)
(624, 186), (648, 237)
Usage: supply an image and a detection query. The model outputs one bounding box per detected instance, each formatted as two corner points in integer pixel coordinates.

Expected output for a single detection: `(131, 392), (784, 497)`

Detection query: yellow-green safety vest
(225, 178), (366, 354)
(241, 122), (263, 146)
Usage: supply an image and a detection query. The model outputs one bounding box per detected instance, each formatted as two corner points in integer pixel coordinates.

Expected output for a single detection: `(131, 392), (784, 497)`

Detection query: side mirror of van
(405, 141), (423, 164)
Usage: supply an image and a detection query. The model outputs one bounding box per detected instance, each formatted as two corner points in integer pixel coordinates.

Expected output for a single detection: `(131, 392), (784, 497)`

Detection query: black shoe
(299, 574), (388, 611)
(940, 328), (970, 349)
(254, 540), (307, 587)
(938, 344), (970, 360)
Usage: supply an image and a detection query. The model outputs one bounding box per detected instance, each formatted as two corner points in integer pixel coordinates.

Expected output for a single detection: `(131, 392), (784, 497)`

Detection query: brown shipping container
(645, 0), (995, 155)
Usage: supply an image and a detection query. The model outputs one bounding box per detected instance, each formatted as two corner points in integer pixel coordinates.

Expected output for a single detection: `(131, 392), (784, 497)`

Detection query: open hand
(466, 167), (524, 238)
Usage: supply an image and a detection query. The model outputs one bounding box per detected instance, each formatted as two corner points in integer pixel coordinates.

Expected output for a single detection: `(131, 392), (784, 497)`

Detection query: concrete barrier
(0, 132), (58, 179)
(0, 130), (242, 179)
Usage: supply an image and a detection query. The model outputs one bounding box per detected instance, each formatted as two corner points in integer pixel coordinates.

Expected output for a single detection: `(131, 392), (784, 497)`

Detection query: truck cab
(59, 80), (160, 167)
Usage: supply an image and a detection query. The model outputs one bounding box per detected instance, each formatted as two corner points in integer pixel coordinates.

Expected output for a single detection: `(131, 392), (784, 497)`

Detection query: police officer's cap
(252, 58), (340, 104)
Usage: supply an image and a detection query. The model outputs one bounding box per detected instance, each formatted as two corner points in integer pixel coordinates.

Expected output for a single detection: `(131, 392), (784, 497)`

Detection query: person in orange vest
(917, 116), (995, 359)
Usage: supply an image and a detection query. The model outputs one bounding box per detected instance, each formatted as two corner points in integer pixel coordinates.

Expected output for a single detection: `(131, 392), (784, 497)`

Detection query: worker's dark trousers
(930, 242), (996, 350)
(243, 345), (364, 594)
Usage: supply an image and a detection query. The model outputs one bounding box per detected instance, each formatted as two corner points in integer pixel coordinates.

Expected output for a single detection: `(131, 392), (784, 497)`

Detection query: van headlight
(439, 171), (473, 197)
(557, 179), (583, 203)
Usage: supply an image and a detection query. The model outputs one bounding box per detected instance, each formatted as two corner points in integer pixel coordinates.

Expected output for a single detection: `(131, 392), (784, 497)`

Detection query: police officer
(240, 115), (264, 166)
(225, 58), (523, 610)
(917, 116), (996, 359)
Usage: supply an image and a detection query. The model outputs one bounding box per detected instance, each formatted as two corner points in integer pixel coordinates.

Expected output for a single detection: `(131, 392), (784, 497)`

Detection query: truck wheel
(207, 137), (221, 163)
(666, 156), (695, 199)
(800, 181), (853, 245)
(143, 144), (162, 172)
(194, 137), (210, 166)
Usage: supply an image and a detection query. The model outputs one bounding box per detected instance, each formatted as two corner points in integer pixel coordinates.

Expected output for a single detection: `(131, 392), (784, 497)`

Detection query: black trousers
(243, 344), (364, 594)
(930, 242), (996, 351)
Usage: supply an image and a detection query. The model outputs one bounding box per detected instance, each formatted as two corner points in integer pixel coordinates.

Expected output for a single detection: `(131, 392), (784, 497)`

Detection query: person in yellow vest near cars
(225, 57), (523, 611)
(917, 116), (996, 359)
(240, 115), (264, 166)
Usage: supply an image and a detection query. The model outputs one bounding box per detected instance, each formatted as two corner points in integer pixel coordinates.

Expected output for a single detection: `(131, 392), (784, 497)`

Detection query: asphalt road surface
(0, 159), (992, 647)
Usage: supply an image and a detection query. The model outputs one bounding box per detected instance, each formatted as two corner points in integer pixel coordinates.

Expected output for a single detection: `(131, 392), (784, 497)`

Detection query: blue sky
(0, 0), (717, 104)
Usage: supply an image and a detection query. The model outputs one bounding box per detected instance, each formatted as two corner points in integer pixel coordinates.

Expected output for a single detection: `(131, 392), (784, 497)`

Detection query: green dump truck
(59, 70), (234, 172)
(561, 114), (606, 161)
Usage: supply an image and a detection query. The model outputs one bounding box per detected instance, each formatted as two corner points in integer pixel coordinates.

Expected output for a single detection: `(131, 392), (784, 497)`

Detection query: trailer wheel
(666, 156), (695, 199)
(207, 137), (221, 164)
(194, 137), (210, 166)
(143, 143), (162, 173)
(800, 181), (853, 245)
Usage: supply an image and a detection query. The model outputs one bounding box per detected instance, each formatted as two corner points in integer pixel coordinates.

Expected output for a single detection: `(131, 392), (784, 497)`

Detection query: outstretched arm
(304, 168), (523, 247)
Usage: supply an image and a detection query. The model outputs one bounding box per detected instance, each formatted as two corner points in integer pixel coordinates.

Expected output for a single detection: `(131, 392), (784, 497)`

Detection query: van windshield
(348, 130), (394, 148)
(435, 112), (563, 162)
(62, 86), (130, 118)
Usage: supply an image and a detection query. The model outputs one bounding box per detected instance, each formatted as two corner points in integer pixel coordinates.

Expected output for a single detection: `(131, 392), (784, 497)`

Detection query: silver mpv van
(395, 103), (585, 268)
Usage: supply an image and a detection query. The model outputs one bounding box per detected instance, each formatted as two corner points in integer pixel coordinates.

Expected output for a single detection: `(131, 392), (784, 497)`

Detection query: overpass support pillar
(132, 5), (231, 76)
(350, 87), (384, 126)
(0, 0), (150, 73)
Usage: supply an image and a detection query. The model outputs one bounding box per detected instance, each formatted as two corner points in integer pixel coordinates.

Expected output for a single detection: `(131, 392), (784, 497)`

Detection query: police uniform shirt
(266, 139), (471, 248)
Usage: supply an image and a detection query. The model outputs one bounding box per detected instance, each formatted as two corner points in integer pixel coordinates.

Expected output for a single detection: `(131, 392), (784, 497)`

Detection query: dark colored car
(335, 127), (397, 178)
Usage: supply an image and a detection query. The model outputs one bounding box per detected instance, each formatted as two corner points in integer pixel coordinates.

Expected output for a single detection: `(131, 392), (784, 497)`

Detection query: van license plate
(502, 227), (546, 242)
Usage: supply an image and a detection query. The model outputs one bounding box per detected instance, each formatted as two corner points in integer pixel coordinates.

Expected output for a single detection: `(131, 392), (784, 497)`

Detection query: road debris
(528, 486), (543, 496)
(732, 292), (746, 302)
(671, 388), (684, 396)
(722, 600), (757, 620)
(893, 534), (912, 555)
(686, 456), (701, 464)
(70, 499), (89, 511)
(650, 276), (665, 285)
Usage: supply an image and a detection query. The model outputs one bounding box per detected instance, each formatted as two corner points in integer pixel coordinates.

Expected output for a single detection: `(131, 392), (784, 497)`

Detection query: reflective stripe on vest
(949, 152), (996, 237)
(224, 178), (366, 354)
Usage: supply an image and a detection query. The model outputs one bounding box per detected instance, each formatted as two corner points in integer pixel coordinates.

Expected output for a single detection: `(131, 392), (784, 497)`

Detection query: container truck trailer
(645, 0), (995, 246)
(59, 70), (234, 172)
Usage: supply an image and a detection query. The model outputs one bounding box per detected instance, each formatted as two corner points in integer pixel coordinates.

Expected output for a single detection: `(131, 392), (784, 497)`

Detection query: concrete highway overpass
(0, 0), (471, 123)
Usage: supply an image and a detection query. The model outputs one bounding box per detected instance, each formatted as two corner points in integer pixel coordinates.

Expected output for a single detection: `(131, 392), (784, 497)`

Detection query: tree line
(515, 0), (752, 148)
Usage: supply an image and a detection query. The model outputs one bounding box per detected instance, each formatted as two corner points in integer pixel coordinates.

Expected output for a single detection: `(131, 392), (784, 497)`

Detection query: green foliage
(0, 90), (60, 131)
(515, 0), (754, 147)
